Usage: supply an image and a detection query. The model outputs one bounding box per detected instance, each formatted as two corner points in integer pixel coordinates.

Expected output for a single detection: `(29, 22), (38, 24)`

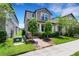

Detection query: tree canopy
(0, 3), (14, 13)
(28, 18), (38, 35)
(45, 20), (52, 35)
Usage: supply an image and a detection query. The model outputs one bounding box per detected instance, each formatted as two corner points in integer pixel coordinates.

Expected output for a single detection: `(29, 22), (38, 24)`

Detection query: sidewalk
(18, 39), (79, 56)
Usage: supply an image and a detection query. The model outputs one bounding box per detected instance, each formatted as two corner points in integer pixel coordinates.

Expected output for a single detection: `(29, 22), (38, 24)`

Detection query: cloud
(49, 3), (79, 20)
(49, 4), (64, 18)
(65, 3), (79, 8)
(61, 6), (79, 18)
(49, 4), (63, 13)
(19, 24), (24, 28)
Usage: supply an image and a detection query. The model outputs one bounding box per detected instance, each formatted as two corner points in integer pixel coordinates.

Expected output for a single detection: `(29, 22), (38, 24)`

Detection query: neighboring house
(24, 8), (77, 34)
(0, 7), (19, 37)
(60, 13), (78, 35)
(24, 8), (59, 33)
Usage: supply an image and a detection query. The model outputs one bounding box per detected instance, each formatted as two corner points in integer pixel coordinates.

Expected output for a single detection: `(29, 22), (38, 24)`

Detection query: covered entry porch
(38, 23), (59, 33)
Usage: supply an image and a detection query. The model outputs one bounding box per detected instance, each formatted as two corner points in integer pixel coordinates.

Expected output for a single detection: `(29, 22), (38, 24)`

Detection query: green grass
(0, 38), (36, 56)
(0, 43), (36, 56)
(51, 36), (79, 45)
(14, 30), (22, 37)
(72, 51), (79, 56)
(0, 30), (36, 56)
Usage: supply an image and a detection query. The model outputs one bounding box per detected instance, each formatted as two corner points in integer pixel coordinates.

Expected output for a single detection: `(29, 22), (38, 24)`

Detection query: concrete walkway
(33, 38), (52, 49)
(18, 39), (79, 56)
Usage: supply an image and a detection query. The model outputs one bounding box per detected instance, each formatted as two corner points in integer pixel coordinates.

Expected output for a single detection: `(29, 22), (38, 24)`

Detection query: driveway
(18, 39), (79, 56)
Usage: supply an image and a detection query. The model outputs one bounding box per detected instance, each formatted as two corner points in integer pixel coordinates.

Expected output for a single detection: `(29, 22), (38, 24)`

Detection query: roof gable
(34, 8), (52, 15)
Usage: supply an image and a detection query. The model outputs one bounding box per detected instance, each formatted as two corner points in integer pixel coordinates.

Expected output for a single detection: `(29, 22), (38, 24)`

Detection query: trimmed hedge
(37, 32), (59, 39)
(48, 32), (59, 37)
(0, 30), (7, 43)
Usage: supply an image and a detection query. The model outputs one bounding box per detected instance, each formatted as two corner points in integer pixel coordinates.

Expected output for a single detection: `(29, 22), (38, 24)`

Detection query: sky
(12, 3), (79, 28)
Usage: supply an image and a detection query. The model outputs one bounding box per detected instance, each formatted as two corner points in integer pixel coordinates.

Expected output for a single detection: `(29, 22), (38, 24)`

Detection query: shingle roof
(34, 8), (52, 15)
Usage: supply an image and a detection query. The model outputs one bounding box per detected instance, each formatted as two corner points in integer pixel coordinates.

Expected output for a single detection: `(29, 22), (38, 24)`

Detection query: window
(40, 13), (48, 21)
(44, 13), (48, 20)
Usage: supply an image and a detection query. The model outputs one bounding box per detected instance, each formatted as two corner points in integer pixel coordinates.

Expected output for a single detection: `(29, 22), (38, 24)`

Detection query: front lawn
(51, 36), (79, 45)
(0, 38), (36, 56)
(72, 51), (79, 56)
(14, 30), (22, 37)
(0, 43), (36, 56)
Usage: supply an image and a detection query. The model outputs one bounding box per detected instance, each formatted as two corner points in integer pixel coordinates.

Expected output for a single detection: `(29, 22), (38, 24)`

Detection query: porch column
(39, 24), (42, 32)
(55, 25), (58, 32)
(52, 25), (54, 32)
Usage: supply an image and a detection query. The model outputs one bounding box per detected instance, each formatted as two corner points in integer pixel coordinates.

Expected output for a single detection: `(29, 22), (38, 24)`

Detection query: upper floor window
(40, 13), (48, 21)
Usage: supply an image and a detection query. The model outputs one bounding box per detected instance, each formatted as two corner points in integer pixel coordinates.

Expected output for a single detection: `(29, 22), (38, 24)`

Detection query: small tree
(28, 18), (38, 35)
(45, 20), (52, 38)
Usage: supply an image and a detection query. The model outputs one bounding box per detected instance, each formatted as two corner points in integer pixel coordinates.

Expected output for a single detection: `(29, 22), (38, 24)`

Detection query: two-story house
(24, 8), (59, 33)
(24, 8), (78, 35)
(0, 5), (19, 37)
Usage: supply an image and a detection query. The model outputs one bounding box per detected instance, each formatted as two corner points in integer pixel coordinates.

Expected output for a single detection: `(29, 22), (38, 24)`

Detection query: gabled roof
(34, 8), (52, 15)
(61, 13), (76, 19)
(10, 4), (19, 24)
(62, 13), (78, 22)
(24, 8), (52, 23)
(25, 10), (33, 13)
(51, 13), (78, 24)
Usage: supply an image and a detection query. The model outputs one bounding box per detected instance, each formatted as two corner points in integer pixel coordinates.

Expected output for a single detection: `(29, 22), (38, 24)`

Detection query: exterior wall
(26, 12), (33, 20)
(5, 12), (19, 37)
(61, 14), (76, 35)
(0, 8), (19, 37)
(6, 19), (14, 37)
(35, 9), (51, 21)
(24, 9), (52, 32)
(24, 12), (33, 32)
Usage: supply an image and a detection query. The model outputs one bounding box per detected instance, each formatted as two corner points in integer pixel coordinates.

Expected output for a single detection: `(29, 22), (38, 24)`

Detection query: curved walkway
(18, 39), (79, 56)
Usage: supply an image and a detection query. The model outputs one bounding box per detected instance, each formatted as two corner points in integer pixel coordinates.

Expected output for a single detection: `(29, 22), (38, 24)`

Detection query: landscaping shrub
(22, 29), (25, 36)
(38, 32), (59, 39)
(0, 30), (7, 43)
(40, 32), (46, 38)
(6, 38), (13, 47)
(48, 32), (59, 37)
(33, 32), (44, 38)
(74, 24), (79, 34)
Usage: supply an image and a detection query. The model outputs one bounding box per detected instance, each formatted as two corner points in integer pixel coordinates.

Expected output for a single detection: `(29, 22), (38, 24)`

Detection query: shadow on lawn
(55, 36), (69, 40)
